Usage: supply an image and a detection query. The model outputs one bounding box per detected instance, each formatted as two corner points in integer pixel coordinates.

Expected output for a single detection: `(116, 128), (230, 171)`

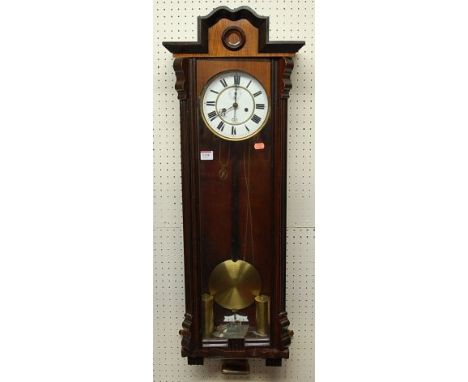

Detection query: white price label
(200, 151), (214, 160)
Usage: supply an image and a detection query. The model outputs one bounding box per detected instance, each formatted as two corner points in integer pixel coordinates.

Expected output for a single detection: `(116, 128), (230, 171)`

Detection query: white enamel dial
(200, 71), (269, 141)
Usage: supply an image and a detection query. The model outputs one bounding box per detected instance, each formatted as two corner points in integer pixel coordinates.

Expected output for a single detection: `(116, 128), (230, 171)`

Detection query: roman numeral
(246, 80), (252, 88)
(231, 126), (237, 135)
(217, 121), (225, 131)
(234, 73), (241, 85)
(210, 90), (219, 94)
(253, 91), (262, 97)
(256, 103), (265, 109)
(245, 125), (250, 132)
(251, 114), (261, 124)
(206, 101), (215, 106)
(220, 78), (228, 87)
(208, 111), (218, 121)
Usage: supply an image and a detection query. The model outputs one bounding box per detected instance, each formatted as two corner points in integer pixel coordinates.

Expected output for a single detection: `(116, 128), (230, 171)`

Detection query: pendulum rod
(230, 146), (240, 262)
(243, 143), (254, 265)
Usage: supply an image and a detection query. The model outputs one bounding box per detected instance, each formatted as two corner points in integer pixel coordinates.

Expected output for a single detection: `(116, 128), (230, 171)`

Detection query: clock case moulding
(162, 6), (304, 368)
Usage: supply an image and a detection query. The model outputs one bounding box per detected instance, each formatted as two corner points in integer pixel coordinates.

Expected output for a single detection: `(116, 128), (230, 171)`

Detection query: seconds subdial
(216, 86), (254, 125)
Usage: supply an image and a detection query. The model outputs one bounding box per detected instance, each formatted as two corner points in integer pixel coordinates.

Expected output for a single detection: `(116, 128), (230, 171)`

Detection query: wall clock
(163, 6), (304, 373)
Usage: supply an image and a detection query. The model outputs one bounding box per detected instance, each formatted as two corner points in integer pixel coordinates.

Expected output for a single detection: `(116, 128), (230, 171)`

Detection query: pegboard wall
(154, 1), (314, 381)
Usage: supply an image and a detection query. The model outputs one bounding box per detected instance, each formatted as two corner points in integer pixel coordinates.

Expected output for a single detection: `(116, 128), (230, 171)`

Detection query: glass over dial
(200, 71), (269, 141)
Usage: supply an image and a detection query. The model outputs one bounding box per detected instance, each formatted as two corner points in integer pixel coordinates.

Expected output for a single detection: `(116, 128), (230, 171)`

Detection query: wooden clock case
(163, 6), (304, 367)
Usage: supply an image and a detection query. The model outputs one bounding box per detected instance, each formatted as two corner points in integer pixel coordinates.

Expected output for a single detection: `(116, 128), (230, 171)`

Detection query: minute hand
(233, 86), (239, 119)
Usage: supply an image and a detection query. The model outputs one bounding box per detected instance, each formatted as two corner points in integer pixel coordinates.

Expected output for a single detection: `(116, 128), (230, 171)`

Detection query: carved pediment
(162, 6), (305, 57)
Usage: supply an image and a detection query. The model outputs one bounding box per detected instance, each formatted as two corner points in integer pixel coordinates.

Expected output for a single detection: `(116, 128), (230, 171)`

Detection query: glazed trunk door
(196, 59), (275, 341)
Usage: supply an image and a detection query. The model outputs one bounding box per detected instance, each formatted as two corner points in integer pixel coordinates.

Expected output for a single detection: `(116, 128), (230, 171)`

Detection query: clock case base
(188, 357), (282, 369)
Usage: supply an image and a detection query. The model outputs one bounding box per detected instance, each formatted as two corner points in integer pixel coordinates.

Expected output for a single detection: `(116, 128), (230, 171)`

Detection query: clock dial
(200, 71), (269, 141)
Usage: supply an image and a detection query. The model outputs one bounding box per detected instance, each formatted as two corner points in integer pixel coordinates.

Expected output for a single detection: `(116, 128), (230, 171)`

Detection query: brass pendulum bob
(208, 258), (261, 311)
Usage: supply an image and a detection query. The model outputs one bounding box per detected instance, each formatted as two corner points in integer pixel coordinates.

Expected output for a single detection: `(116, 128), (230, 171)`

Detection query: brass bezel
(199, 69), (271, 142)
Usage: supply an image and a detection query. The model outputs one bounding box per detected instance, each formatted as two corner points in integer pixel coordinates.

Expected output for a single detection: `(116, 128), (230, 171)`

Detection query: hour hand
(220, 106), (234, 116)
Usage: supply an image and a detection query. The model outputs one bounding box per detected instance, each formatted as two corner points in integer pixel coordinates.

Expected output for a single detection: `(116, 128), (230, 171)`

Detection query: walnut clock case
(163, 6), (304, 369)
